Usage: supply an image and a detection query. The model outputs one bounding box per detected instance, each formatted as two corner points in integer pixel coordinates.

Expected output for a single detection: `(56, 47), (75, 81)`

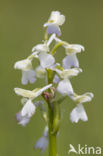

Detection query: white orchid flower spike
(14, 11), (94, 155)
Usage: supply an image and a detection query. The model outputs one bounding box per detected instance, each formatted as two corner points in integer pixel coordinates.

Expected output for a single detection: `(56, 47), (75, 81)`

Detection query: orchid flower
(14, 11), (94, 156)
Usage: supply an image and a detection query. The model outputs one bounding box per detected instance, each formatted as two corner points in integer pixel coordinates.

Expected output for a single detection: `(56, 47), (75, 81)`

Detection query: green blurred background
(0, 0), (103, 155)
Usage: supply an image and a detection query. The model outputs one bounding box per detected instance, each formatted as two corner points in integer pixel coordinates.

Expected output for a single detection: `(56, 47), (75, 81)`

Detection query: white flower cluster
(15, 84), (52, 126)
(14, 11), (94, 153)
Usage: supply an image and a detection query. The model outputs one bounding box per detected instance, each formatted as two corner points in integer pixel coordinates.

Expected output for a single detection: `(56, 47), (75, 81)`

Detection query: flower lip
(21, 99), (36, 117)
(16, 111), (30, 126)
(35, 126), (48, 153)
(70, 104), (88, 123)
(46, 24), (61, 36)
(57, 79), (74, 96)
(35, 136), (48, 154)
(21, 70), (36, 85)
(62, 54), (79, 69)
(38, 51), (55, 68)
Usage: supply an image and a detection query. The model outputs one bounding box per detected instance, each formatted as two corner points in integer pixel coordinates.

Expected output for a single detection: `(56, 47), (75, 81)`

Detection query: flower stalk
(46, 69), (58, 156)
(48, 103), (57, 156)
(42, 89), (58, 156)
(51, 41), (68, 55)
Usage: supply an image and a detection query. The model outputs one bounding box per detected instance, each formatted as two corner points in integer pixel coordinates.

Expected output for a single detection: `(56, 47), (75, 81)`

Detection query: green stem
(46, 68), (58, 156)
(44, 27), (48, 41)
(51, 41), (69, 55)
(45, 39), (67, 156)
(48, 103), (57, 156)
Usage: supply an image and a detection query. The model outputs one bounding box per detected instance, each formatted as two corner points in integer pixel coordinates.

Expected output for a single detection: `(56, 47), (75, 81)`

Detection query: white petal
(19, 118), (30, 126)
(43, 126), (48, 137)
(46, 24), (61, 36)
(32, 44), (49, 52)
(32, 51), (39, 58)
(57, 79), (74, 96)
(70, 104), (88, 123)
(35, 136), (48, 153)
(14, 88), (37, 98)
(66, 44), (85, 54)
(14, 59), (32, 71)
(39, 52), (55, 68)
(53, 74), (60, 84)
(54, 36), (62, 43)
(14, 84), (52, 99)
(55, 68), (82, 79)
(35, 66), (46, 78)
(73, 92), (94, 104)
(33, 84), (52, 97)
(47, 34), (56, 46)
(21, 99), (36, 117)
(48, 11), (65, 25)
(21, 73), (28, 85)
(16, 112), (30, 126)
(62, 54), (79, 69)
(22, 70), (36, 85)
(21, 98), (28, 104)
